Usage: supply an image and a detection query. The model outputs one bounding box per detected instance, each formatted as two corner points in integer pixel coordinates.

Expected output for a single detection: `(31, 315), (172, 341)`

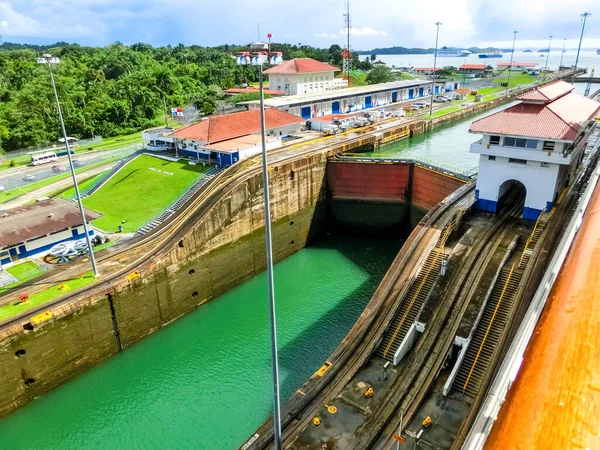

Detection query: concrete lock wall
(0, 156), (465, 418)
(0, 154), (328, 418)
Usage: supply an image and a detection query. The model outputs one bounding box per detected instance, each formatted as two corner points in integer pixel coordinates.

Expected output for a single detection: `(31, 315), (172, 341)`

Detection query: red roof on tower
(170, 109), (304, 144)
(263, 58), (339, 75)
(517, 80), (574, 102)
(469, 86), (600, 141)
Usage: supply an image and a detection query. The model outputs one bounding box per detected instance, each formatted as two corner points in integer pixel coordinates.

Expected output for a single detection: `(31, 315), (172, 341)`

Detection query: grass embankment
(0, 272), (96, 321)
(83, 155), (211, 232)
(492, 73), (537, 88)
(0, 261), (45, 295)
(0, 158), (122, 204)
(58, 170), (110, 199)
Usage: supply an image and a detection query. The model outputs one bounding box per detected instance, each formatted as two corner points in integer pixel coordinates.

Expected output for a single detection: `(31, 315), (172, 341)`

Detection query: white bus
(30, 151), (58, 166)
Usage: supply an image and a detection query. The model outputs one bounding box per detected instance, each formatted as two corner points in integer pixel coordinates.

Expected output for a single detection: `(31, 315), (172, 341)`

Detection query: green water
(0, 235), (401, 449)
(369, 102), (517, 175)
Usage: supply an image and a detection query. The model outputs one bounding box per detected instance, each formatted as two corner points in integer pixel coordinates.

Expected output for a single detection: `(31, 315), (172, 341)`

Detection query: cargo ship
(478, 51), (502, 58)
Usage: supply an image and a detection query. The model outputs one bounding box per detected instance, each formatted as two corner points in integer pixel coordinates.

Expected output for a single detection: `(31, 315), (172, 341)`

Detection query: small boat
(597, 49), (600, 55)
(478, 51), (502, 58)
(539, 54), (545, 57)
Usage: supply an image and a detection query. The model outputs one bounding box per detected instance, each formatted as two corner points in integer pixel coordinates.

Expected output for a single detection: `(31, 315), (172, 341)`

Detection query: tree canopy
(365, 66), (395, 84)
(0, 41), (348, 152)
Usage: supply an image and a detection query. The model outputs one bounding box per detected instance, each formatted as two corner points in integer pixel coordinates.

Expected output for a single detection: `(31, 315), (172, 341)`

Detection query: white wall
(268, 72), (335, 95)
(476, 155), (560, 211)
(24, 224), (93, 253)
(238, 138), (281, 160)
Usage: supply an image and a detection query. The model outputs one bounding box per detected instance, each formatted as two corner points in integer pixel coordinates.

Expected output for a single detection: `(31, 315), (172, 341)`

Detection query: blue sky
(0, 0), (598, 49)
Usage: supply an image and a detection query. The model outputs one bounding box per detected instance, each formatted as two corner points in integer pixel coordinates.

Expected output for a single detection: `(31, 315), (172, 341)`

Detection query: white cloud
(315, 32), (336, 39)
(341, 27), (388, 37)
(1, 20), (9, 29)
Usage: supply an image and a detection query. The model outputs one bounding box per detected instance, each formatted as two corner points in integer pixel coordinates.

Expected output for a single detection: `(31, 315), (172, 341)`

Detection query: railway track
(351, 189), (526, 450)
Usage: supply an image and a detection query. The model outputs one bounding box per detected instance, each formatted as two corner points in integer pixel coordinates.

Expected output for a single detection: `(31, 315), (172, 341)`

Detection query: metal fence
(0, 144), (141, 194)
(1, 136), (103, 160)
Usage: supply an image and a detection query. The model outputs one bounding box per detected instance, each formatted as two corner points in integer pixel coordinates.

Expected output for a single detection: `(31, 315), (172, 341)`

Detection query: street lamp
(573, 12), (591, 83)
(559, 38), (567, 69)
(429, 21), (442, 116)
(236, 37), (283, 450)
(505, 31), (518, 95)
(543, 35), (553, 72)
(37, 54), (100, 277)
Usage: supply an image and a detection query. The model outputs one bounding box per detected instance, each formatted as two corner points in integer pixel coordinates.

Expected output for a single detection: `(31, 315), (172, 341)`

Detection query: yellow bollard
(364, 387), (374, 398)
(313, 417), (321, 426)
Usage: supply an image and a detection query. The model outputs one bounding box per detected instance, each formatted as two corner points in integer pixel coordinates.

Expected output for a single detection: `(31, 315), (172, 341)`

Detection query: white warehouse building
(469, 81), (600, 220)
(245, 79), (446, 119)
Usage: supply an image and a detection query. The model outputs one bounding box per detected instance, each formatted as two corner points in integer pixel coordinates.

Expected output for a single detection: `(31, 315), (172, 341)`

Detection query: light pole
(573, 12), (591, 83)
(543, 35), (553, 72)
(37, 54), (99, 277)
(505, 31), (517, 95)
(429, 21), (441, 116)
(237, 39), (283, 449)
(559, 38), (567, 69)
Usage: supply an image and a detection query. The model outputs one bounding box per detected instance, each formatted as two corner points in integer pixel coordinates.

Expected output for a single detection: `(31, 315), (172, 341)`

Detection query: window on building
(489, 135), (501, 145)
(541, 162), (549, 167)
(543, 141), (555, 151)
(508, 158), (527, 165)
(504, 137), (537, 149)
(488, 155), (496, 161)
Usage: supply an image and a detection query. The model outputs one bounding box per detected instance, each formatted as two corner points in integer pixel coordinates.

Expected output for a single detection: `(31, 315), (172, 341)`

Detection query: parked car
(0, 186), (4, 192)
(411, 101), (428, 109)
(72, 160), (84, 168)
(434, 96), (451, 103)
(23, 175), (36, 182)
(52, 165), (66, 173)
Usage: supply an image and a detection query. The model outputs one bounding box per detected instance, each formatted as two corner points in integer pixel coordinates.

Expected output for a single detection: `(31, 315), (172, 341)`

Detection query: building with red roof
(263, 58), (346, 96)
(143, 109), (304, 166)
(413, 67), (442, 74)
(459, 64), (493, 76)
(469, 80), (600, 220)
(496, 62), (537, 69)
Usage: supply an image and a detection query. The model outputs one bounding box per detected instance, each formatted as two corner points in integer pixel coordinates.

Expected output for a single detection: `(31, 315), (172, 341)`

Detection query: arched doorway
(497, 179), (526, 215)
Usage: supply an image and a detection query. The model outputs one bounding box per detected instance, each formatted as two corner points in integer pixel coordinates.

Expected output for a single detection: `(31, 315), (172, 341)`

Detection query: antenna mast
(342, 0), (352, 80)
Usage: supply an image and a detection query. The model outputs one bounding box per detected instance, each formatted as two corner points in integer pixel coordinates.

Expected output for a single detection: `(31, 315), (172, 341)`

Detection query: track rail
(354, 190), (525, 450)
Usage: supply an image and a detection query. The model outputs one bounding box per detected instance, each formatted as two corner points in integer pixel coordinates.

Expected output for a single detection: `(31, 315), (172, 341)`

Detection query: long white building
(469, 81), (600, 220)
(245, 79), (446, 119)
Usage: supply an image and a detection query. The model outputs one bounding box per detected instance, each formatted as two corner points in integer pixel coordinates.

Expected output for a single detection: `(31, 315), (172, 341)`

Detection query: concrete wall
(0, 154), (328, 418)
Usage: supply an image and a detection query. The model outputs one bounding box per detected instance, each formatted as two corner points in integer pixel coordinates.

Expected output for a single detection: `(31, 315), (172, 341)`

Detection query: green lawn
(492, 73), (537, 88)
(0, 261), (45, 294)
(83, 155), (211, 232)
(349, 72), (368, 87)
(79, 132), (143, 152)
(0, 272), (96, 321)
(396, 72), (416, 81)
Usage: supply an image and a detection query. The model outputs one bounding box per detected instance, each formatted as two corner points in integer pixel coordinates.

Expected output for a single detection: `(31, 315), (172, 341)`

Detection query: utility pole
(543, 35), (553, 72)
(505, 31), (517, 95)
(573, 12), (591, 83)
(37, 54), (99, 277)
(342, 0), (352, 81)
(559, 38), (567, 69)
(429, 22), (441, 116)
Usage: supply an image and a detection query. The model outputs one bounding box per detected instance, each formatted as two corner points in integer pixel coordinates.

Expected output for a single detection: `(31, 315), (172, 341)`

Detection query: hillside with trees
(0, 42), (350, 152)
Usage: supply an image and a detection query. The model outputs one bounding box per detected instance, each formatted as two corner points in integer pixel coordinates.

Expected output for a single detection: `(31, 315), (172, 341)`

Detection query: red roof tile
(170, 109), (304, 143)
(460, 64), (487, 70)
(497, 62), (537, 67)
(469, 91), (600, 140)
(263, 58), (339, 75)
(517, 80), (574, 102)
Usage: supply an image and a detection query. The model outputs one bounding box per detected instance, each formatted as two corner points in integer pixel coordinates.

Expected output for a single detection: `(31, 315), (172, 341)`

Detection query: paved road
(0, 145), (140, 192)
